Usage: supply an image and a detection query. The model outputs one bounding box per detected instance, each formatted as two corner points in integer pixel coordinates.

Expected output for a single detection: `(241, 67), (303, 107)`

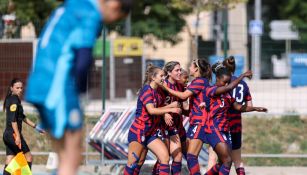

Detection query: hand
(199, 102), (206, 110)
(15, 136), (21, 147)
(255, 107), (268, 112)
(170, 108), (182, 114)
(169, 101), (181, 108)
(35, 124), (46, 135)
(243, 70), (253, 79)
(164, 113), (173, 126)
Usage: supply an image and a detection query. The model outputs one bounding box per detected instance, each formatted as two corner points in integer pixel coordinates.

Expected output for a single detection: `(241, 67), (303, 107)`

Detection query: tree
(0, 0), (60, 37)
(260, 0), (307, 41)
(108, 0), (192, 46)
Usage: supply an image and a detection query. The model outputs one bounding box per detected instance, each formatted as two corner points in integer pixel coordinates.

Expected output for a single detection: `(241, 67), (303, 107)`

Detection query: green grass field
(0, 112), (306, 166)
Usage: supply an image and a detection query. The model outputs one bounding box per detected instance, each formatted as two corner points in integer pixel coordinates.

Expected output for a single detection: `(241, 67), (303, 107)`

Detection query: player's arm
(75, 48), (93, 93)
(214, 71), (252, 95)
(233, 102), (267, 112)
(162, 84), (193, 101)
(145, 103), (181, 116)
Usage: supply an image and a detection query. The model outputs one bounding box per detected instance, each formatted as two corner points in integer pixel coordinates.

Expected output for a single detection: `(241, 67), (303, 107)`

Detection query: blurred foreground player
(26, 0), (133, 175)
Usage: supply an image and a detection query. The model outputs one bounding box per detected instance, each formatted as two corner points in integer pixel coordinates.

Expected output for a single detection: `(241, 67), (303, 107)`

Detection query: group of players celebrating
(124, 56), (268, 175)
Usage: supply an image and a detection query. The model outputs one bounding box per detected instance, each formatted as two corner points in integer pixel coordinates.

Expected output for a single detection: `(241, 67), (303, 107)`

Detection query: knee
(172, 151), (182, 162)
(219, 153), (232, 164)
(159, 154), (170, 164)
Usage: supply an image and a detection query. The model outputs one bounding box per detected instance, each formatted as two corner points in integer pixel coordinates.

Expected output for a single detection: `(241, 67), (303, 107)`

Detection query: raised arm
(214, 70), (252, 95)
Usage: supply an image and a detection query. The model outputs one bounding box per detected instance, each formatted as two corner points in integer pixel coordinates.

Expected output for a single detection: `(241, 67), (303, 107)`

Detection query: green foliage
(262, 0), (307, 41)
(0, 0), (61, 36)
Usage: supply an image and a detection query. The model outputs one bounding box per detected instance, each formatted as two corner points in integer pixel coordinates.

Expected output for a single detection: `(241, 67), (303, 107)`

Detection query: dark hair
(119, 0), (134, 14)
(212, 62), (231, 79)
(163, 61), (180, 79)
(181, 68), (188, 76)
(192, 59), (212, 81)
(142, 63), (161, 87)
(3, 78), (22, 111)
(223, 56), (236, 74)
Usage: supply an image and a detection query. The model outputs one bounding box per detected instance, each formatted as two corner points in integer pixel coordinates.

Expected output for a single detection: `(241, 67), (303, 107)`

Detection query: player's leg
(148, 138), (170, 175)
(169, 134), (183, 175)
(231, 132), (245, 175)
(152, 129), (168, 175)
(186, 139), (203, 175)
(124, 141), (145, 175)
(205, 146), (219, 175)
(214, 142), (232, 175)
(134, 149), (148, 175)
(207, 146), (218, 169)
(3, 155), (14, 175)
(53, 130), (83, 175)
(205, 129), (232, 175)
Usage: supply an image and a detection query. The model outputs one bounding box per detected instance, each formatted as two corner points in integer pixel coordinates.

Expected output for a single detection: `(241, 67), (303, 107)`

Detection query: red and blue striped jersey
(187, 77), (210, 125)
(228, 76), (252, 133)
(163, 79), (185, 129)
(205, 86), (235, 133)
(132, 85), (163, 135)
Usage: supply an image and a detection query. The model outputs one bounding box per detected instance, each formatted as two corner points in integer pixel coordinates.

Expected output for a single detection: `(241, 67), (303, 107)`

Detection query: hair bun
(227, 56), (235, 64)
(212, 62), (224, 74)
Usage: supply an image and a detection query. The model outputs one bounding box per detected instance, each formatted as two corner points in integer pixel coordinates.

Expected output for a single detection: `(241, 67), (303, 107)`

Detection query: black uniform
(3, 95), (30, 155)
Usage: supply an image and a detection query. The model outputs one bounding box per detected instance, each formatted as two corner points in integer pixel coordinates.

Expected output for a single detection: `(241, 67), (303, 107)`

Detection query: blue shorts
(128, 126), (159, 147)
(154, 128), (165, 141)
(230, 132), (242, 150)
(34, 92), (83, 139)
(187, 124), (207, 143)
(165, 128), (179, 138)
(206, 128), (232, 149)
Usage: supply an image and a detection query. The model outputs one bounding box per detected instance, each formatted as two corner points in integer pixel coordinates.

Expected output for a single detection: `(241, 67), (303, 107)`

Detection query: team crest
(10, 104), (17, 112)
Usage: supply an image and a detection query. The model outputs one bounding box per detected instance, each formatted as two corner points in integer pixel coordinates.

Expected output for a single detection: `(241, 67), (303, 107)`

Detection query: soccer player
(25, 1), (133, 175)
(152, 61), (186, 175)
(223, 56), (253, 175)
(124, 64), (182, 175)
(162, 59), (253, 175)
(2, 78), (44, 175)
(161, 59), (212, 175)
(203, 63), (267, 175)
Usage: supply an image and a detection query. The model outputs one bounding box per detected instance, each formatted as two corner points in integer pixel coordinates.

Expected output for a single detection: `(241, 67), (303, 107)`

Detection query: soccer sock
(218, 164), (231, 175)
(124, 165), (135, 175)
(159, 163), (170, 175)
(204, 163), (220, 175)
(27, 161), (32, 170)
(187, 153), (201, 175)
(171, 161), (182, 175)
(3, 165), (10, 175)
(133, 164), (141, 175)
(236, 167), (245, 175)
(152, 161), (159, 175)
